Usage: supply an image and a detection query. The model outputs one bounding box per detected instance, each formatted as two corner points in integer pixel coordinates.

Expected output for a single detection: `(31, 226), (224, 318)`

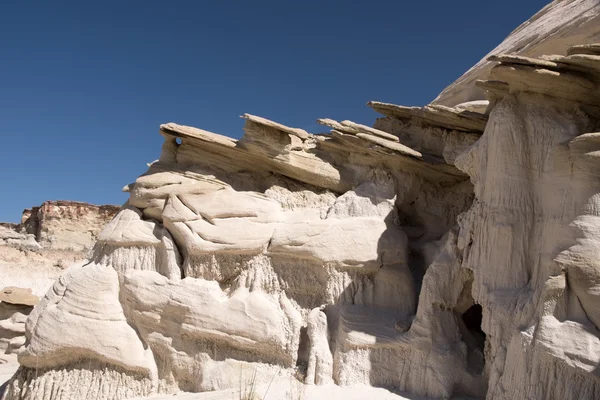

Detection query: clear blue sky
(1, 0), (548, 222)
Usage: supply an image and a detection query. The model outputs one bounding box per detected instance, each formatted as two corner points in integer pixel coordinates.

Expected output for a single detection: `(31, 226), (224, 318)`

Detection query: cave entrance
(453, 274), (487, 376)
(296, 326), (309, 371)
(458, 303), (486, 375)
(462, 304), (485, 340)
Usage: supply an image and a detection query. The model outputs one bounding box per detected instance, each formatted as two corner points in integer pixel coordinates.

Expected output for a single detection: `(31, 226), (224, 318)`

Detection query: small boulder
(0, 287), (39, 307)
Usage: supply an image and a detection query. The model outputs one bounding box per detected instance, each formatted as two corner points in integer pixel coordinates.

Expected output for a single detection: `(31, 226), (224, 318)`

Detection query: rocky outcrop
(0, 227), (40, 252)
(458, 44), (600, 400)
(5, 3), (600, 400)
(433, 0), (600, 107)
(0, 201), (120, 297)
(20, 201), (120, 252)
(0, 288), (38, 358)
(3, 107), (478, 399)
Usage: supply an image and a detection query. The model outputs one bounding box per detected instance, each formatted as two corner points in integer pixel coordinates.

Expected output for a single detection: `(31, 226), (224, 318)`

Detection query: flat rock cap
(0, 286), (39, 306)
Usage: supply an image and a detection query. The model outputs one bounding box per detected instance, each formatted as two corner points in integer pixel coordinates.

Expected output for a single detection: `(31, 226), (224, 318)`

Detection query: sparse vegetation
(238, 366), (305, 400)
(239, 366), (261, 400)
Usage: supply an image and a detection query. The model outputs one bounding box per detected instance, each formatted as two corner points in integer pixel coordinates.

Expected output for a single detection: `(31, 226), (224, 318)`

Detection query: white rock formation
(4, 107), (475, 399)
(434, 0), (600, 107)
(305, 307), (333, 385)
(0, 288), (38, 357)
(5, 3), (600, 400)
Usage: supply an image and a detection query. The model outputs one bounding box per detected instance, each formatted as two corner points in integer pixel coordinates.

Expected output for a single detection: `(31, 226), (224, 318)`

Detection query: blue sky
(0, 0), (548, 222)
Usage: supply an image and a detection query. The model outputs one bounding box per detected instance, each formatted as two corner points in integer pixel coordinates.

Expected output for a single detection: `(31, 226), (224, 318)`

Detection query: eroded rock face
(21, 201), (120, 252)
(0, 201), (121, 298)
(4, 106), (477, 399)
(0, 287), (39, 362)
(7, 5), (600, 400)
(433, 0), (600, 107)
(463, 51), (600, 400)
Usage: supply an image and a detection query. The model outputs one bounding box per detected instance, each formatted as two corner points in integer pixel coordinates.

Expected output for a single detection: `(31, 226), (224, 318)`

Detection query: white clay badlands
(2, 1), (600, 399)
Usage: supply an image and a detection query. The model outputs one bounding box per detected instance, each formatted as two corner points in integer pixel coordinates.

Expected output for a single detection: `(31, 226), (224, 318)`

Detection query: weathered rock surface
(0, 201), (120, 297)
(20, 201), (120, 252)
(434, 0), (600, 107)
(4, 103), (475, 399)
(0, 288), (38, 359)
(0, 288), (38, 307)
(6, 3), (600, 400)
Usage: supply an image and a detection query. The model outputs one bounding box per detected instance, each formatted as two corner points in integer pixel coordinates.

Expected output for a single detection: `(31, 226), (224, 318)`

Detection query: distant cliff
(18, 200), (120, 252)
(0, 201), (120, 296)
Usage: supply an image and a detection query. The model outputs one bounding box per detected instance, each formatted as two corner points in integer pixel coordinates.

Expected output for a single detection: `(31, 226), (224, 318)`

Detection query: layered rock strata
(433, 0), (600, 107)
(19, 201), (121, 252)
(6, 19), (600, 400)
(4, 103), (480, 399)
(0, 202), (120, 297)
(0, 288), (38, 358)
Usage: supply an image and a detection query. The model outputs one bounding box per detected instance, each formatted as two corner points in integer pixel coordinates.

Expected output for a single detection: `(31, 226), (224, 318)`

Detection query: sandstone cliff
(433, 0), (600, 106)
(4, 3), (600, 400)
(0, 201), (120, 296)
(19, 201), (121, 252)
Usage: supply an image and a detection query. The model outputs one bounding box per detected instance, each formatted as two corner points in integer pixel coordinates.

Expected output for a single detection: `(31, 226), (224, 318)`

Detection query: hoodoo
(4, 1), (600, 399)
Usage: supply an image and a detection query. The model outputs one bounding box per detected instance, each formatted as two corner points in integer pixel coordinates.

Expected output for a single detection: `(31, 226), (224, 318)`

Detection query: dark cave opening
(462, 304), (485, 340)
(296, 326), (309, 370)
(459, 303), (486, 375)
